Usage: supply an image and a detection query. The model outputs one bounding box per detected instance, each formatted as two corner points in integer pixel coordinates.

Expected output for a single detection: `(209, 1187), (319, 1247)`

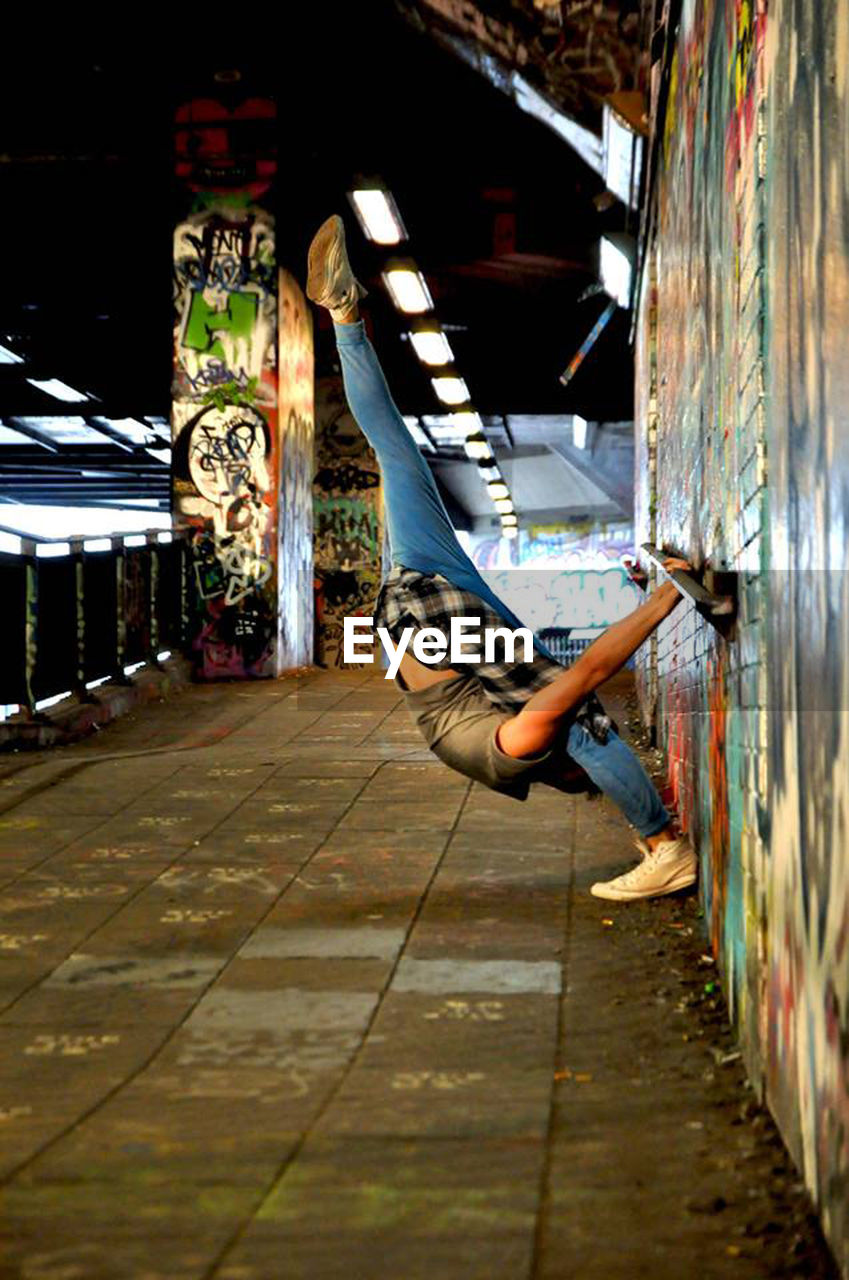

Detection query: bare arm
(497, 570), (686, 759)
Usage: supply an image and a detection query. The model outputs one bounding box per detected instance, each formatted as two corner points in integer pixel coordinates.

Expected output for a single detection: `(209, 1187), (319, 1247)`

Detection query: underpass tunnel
(0, 4), (847, 1276)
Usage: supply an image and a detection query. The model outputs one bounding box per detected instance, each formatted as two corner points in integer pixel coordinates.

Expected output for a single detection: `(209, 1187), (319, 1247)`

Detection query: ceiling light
(450, 410), (482, 432)
(494, 498), (514, 515)
(0, 343), (23, 364)
(501, 513), (518, 526)
(573, 414), (588, 449)
(350, 187), (408, 245)
(431, 375), (469, 406)
(487, 481), (509, 500)
(502, 525), (519, 540)
(477, 461), (500, 481)
(602, 102), (644, 210)
(27, 378), (89, 403)
(409, 329), (454, 367)
(382, 267), (433, 314)
(463, 433), (492, 461)
(600, 236), (633, 308)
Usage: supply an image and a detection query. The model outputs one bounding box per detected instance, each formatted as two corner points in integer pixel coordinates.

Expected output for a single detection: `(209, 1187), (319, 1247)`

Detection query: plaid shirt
(375, 566), (610, 738)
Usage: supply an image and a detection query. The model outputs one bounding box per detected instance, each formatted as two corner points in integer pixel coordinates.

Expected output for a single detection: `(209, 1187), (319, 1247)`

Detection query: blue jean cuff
(333, 319), (367, 346)
(638, 814), (673, 839)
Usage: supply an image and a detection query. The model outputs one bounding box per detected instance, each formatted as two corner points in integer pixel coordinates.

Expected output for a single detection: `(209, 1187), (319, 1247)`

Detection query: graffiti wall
(172, 97), (314, 677)
(469, 520), (634, 572)
(638, 0), (849, 1268)
(313, 377), (383, 667)
(763, 0), (849, 1263)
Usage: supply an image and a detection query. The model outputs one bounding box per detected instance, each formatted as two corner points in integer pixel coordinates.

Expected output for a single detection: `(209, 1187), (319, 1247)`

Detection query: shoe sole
(306, 214), (344, 304)
(590, 869), (697, 902)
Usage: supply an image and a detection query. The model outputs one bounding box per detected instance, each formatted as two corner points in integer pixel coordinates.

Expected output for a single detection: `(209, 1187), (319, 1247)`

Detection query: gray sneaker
(306, 214), (367, 321)
(590, 837), (697, 901)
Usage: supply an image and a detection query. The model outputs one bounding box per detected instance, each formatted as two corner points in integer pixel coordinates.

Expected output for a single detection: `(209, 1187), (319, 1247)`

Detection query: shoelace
(611, 850), (663, 887)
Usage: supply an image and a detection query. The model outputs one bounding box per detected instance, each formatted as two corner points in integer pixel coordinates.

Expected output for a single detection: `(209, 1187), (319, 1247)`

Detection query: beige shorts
(401, 673), (593, 801)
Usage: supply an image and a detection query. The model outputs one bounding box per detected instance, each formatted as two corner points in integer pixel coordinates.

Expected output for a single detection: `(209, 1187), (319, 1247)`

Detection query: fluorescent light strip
(382, 268), (433, 315)
(350, 189), (406, 245)
(494, 498), (514, 515)
(431, 376), (469, 406)
(464, 435), (492, 461)
(409, 330), (454, 367)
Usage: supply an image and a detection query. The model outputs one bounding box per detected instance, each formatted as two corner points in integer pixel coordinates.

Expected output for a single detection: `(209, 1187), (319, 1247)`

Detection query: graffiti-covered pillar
(171, 95), (314, 677)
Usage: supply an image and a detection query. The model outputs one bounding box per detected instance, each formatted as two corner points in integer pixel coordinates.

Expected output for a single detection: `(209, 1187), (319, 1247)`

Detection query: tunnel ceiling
(0, 7), (640, 515)
(393, 0), (644, 133)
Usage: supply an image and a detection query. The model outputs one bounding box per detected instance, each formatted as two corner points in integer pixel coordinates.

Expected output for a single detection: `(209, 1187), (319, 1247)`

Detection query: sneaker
(590, 837), (697, 901)
(306, 214), (367, 321)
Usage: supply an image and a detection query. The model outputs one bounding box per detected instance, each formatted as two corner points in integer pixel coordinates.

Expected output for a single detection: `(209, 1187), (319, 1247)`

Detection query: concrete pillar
(171, 95), (313, 677)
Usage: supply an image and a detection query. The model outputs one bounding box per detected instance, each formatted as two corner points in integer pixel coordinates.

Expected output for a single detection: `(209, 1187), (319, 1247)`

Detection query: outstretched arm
(497, 563), (688, 759)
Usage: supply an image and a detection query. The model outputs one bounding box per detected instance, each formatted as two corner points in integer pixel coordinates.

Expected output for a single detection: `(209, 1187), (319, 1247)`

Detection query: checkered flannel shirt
(373, 565), (563, 713)
(374, 565), (613, 741)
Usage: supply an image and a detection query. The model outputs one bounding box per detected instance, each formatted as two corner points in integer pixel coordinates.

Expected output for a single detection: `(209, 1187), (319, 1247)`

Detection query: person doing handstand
(306, 215), (696, 901)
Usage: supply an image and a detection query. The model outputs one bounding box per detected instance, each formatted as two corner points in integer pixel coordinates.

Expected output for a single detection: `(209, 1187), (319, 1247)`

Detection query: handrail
(641, 543), (736, 617)
(0, 527), (189, 720)
(0, 522), (174, 547)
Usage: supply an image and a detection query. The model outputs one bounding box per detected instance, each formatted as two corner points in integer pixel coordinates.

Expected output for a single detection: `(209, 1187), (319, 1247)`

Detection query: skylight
(9, 417), (113, 446)
(26, 378), (90, 403)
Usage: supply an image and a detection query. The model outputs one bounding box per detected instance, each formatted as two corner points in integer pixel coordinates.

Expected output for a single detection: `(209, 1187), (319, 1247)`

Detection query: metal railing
(0, 525), (190, 718)
(538, 628), (597, 666)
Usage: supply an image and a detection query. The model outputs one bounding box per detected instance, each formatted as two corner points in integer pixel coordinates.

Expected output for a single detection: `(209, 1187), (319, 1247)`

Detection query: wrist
(655, 580), (681, 611)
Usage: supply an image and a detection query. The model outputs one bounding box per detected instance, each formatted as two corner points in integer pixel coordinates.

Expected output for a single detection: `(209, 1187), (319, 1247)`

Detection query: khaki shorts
(401, 673), (595, 801)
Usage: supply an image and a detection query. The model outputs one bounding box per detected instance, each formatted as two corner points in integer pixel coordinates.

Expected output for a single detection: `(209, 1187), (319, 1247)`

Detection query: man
(306, 214), (696, 901)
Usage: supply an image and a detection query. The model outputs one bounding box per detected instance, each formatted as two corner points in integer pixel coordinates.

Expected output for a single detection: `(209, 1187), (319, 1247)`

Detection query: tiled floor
(0, 670), (835, 1278)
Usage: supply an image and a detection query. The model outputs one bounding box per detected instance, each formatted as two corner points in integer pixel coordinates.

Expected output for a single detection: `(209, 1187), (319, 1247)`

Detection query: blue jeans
(334, 321), (671, 839)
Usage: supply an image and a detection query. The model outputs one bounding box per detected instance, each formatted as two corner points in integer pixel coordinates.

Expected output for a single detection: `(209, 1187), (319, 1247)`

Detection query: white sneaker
(590, 837), (697, 901)
(306, 214), (367, 321)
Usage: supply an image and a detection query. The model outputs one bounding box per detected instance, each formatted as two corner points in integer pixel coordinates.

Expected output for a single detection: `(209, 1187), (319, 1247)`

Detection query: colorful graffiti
(762, 0), (849, 1265)
(479, 568), (641, 634)
(277, 270), (315, 668)
(640, 0), (849, 1268)
(313, 378), (383, 667)
(469, 521), (634, 572)
(172, 97), (314, 679)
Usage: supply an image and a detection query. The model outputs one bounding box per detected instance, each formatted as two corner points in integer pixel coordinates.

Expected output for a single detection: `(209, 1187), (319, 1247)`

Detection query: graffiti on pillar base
(313, 378), (383, 667)
(172, 397), (276, 676)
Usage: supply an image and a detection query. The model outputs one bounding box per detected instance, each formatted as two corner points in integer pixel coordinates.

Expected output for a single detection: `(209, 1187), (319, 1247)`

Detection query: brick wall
(637, 0), (849, 1270)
